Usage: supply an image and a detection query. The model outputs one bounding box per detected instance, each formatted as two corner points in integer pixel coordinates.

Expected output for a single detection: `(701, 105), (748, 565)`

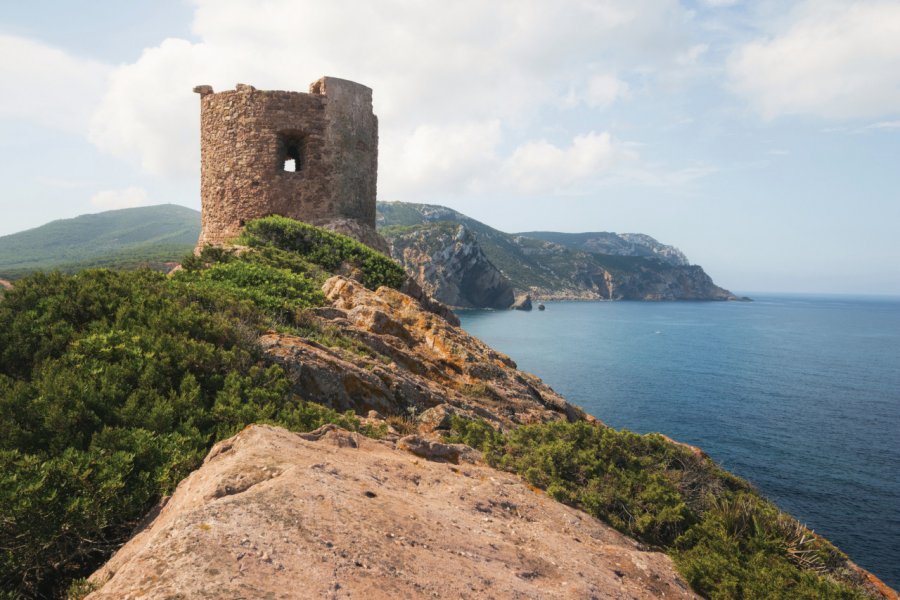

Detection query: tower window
(279, 132), (305, 173)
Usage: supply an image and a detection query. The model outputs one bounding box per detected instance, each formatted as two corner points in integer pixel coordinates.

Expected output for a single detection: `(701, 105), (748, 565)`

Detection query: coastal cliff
(384, 221), (515, 309)
(0, 203), (738, 308)
(378, 201), (738, 307)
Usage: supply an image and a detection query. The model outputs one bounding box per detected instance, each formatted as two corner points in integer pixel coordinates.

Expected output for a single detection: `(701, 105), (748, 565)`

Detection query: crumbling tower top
(194, 76), (380, 249)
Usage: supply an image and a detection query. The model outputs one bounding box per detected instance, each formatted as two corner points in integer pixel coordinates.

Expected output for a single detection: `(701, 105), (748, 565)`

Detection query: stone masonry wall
(194, 77), (378, 248)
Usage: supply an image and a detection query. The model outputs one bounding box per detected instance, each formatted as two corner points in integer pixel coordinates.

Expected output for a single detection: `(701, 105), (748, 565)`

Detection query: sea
(458, 295), (900, 589)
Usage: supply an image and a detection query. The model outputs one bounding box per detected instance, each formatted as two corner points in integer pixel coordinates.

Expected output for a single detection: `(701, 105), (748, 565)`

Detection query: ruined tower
(193, 77), (380, 249)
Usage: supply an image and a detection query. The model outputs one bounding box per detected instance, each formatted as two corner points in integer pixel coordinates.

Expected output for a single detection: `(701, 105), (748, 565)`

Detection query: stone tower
(193, 77), (381, 249)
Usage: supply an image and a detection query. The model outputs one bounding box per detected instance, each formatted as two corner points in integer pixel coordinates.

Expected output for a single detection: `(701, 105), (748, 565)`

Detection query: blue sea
(458, 295), (900, 589)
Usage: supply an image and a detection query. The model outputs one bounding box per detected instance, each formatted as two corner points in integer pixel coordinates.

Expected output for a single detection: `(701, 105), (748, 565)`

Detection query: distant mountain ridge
(377, 201), (737, 303)
(519, 231), (690, 266)
(0, 204), (200, 278)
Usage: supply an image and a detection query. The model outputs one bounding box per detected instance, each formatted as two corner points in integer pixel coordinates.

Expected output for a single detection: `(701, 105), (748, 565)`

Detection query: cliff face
(86, 424), (696, 599)
(599, 263), (736, 301)
(378, 201), (739, 306)
(261, 275), (586, 428)
(384, 221), (515, 309)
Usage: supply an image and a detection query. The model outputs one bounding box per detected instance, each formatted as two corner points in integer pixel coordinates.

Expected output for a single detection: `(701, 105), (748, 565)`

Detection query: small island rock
(511, 294), (533, 311)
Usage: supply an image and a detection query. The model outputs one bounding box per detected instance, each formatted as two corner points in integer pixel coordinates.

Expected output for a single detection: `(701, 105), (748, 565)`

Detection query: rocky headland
(77, 230), (893, 599)
(378, 201), (739, 308)
(2, 218), (892, 598)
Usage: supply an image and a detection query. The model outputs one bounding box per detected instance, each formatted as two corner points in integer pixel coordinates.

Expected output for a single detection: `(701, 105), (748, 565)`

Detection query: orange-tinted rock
(260, 276), (592, 429)
(87, 424), (698, 600)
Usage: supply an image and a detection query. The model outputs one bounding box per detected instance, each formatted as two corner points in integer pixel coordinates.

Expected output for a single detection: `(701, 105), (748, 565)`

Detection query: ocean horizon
(459, 293), (900, 589)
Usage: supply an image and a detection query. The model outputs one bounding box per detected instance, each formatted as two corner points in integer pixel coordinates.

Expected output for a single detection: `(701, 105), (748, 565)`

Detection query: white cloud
(866, 120), (900, 131)
(729, 1), (900, 120)
(89, 186), (151, 210)
(86, 0), (696, 192)
(0, 35), (110, 134)
(560, 73), (629, 110)
(586, 75), (630, 110)
(381, 120), (502, 196)
(702, 0), (739, 7)
(502, 132), (636, 194)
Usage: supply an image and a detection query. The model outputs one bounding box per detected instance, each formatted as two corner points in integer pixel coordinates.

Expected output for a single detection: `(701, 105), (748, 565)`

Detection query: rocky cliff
(378, 201), (739, 306)
(519, 230), (691, 266)
(259, 275), (586, 428)
(383, 221), (515, 309)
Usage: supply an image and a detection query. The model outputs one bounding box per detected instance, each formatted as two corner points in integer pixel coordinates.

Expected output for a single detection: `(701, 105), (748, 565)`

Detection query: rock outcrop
(589, 263), (736, 301)
(0, 278), (12, 291)
(260, 275), (588, 429)
(511, 293), (533, 311)
(86, 424), (698, 600)
(385, 222), (515, 309)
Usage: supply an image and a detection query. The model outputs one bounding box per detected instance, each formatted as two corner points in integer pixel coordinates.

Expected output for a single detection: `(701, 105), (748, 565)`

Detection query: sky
(1, 0), (899, 295)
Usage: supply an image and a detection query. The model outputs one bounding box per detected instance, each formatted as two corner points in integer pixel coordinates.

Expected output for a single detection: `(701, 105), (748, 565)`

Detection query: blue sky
(1, 0), (899, 294)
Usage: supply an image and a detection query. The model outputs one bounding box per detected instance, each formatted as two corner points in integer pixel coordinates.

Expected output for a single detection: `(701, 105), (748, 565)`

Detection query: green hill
(0, 204), (201, 278)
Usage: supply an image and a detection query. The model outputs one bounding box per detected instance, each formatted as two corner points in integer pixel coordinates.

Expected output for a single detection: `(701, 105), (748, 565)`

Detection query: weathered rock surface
(0, 278), (12, 291)
(511, 293), (533, 311)
(87, 424), (698, 600)
(261, 276), (589, 429)
(384, 222), (516, 309)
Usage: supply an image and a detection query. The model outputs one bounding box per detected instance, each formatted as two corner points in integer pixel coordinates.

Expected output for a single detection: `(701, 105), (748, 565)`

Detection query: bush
(239, 216), (406, 291)
(0, 219), (408, 596)
(0, 269), (361, 597)
(447, 417), (867, 599)
(181, 260), (324, 323)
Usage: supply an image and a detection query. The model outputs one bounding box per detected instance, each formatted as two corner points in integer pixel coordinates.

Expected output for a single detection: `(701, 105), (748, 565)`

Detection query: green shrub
(0, 269), (362, 597)
(239, 216), (406, 291)
(178, 260), (324, 323)
(447, 417), (868, 599)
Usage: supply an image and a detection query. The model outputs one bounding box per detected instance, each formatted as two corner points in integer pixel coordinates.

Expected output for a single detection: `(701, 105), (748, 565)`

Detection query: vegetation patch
(0, 218), (402, 598)
(238, 216), (406, 291)
(447, 417), (870, 599)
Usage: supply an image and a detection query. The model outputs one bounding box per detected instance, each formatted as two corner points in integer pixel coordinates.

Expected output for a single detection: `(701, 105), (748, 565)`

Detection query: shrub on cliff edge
(448, 417), (868, 600)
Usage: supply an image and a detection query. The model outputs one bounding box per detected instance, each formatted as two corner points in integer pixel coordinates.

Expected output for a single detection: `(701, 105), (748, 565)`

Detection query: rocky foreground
(86, 424), (696, 599)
